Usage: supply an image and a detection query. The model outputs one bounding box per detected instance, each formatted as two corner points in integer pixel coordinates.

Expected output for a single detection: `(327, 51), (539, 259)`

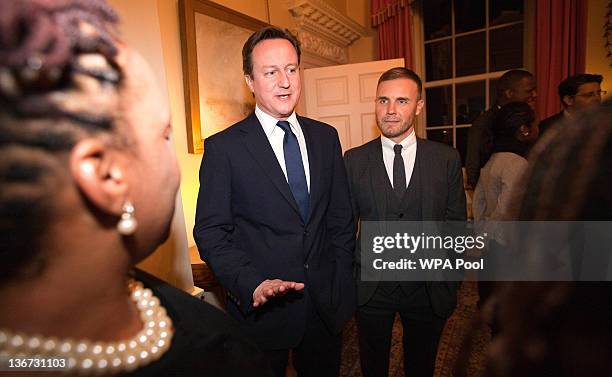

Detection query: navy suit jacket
(194, 112), (356, 349)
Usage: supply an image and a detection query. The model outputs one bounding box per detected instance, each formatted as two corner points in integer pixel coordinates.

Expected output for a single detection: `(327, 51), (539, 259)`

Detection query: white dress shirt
(255, 105), (311, 192)
(381, 129), (417, 189)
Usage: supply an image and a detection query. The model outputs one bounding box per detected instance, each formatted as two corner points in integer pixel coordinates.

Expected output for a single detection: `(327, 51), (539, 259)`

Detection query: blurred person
(344, 67), (466, 377)
(465, 70), (537, 189)
(538, 73), (605, 137)
(481, 100), (612, 377)
(193, 26), (355, 377)
(0, 1), (266, 375)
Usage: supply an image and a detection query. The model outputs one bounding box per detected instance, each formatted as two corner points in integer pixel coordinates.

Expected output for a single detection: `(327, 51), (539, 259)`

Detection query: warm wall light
(178, 0), (269, 153)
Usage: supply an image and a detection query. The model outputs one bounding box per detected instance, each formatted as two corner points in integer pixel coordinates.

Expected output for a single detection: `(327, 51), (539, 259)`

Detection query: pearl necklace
(0, 280), (174, 375)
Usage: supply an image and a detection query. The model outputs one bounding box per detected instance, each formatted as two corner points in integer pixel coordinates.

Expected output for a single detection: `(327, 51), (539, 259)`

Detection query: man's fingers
(253, 280), (306, 309)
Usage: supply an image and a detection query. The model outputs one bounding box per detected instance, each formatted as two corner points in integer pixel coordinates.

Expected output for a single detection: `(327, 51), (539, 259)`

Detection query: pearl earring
(117, 200), (138, 235)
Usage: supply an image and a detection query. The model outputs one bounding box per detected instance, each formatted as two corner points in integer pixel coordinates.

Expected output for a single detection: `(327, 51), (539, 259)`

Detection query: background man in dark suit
(344, 68), (467, 377)
(539, 73), (605, 137)
(193, 27), (356, 377)
(465, 70), (537, 189)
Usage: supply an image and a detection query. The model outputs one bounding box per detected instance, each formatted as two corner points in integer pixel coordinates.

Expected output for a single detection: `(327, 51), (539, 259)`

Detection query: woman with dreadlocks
(0, 1), (267, 375)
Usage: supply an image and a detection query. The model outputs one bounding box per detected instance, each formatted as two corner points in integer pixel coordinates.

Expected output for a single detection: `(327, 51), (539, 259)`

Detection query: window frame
(411, 0), (534, 157)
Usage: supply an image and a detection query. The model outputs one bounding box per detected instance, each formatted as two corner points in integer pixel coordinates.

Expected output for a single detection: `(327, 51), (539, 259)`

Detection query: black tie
(393, 144), (406, 199)
(277, 121), (309, 222)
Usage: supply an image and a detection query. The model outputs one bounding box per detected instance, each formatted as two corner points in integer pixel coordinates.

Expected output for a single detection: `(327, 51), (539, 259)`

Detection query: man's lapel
(368, 138), (388, 219)
(297, 115), (320, 225)
(238, 112), (301, 217)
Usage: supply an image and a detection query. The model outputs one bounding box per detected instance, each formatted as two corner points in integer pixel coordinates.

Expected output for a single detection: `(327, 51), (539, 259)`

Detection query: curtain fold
(535, 0), (588, 119)
(371, 0), (414, 68)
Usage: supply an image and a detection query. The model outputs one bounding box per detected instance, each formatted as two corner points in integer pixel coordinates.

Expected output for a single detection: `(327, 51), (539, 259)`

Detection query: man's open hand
(252, 279), (305, 308)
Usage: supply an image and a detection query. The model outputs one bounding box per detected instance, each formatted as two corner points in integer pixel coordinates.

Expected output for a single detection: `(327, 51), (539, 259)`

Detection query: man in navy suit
(194, 27), (355, 377)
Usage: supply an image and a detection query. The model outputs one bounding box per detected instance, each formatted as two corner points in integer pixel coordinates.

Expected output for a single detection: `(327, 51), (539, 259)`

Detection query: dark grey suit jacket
(344, 137), (467, 319)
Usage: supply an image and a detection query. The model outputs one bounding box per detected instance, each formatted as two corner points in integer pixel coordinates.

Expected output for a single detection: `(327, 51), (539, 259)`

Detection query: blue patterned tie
(277, 121), (309, 222)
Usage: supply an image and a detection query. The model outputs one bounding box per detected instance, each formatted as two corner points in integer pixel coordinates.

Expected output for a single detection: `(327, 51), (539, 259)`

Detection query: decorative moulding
(286, 0), (368, 65)
(294, 30), (348, 64)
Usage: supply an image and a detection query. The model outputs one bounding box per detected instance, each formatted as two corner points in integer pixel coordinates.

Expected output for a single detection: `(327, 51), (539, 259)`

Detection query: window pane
(489, 78), (499, 107)
(425, 86), (452, 127)
(456, 32), (486, 77)
(490, 23), (523, 72)
(456, 81), (485, 124)
(424, 0), (452, 40)
(454, 0), (485, 34)
(426, 40), (452, 81)
(490, 0), (524, 26)
(427, 128), (454, 147)
(456, 127), (469, 165)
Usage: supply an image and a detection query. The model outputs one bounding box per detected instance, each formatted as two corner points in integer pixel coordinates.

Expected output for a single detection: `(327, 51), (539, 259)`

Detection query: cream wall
(108, 0), (193, 291)
(586, 0), (612, 99)
(346, 0), (377, 63)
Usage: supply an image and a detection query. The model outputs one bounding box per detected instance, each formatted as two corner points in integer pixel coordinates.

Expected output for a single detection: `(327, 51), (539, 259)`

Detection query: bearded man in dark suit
(344, 67), (466, 377)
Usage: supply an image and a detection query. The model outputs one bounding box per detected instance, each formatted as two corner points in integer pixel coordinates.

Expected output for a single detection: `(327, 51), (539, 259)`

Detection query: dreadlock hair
(0, 0), (123, 284)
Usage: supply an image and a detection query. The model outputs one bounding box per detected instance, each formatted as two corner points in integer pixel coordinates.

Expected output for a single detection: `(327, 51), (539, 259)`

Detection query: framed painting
(179, 0), (268, 153)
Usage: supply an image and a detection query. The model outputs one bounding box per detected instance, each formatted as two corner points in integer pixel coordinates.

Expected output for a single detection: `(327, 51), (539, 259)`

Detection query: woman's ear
(69, 138), (128, 215)
(518, 124), (538, 143)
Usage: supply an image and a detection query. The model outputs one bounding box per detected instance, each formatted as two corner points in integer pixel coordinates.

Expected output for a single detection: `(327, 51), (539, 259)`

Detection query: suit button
(304, 263), (309, 269)
(398, 213), (404, 218)
(303, 230), (309, 236)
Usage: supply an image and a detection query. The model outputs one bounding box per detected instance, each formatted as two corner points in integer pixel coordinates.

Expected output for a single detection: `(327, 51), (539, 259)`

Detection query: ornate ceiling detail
(286, 0), (368, 65)
(293, 30), (348, 64)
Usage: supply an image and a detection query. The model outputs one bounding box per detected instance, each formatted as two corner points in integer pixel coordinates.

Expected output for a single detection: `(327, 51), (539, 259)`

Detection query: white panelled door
(303, 58), (405, 152)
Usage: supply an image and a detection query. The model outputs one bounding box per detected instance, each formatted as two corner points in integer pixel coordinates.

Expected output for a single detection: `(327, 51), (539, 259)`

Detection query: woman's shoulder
(125, 269), (270, 377)
(489, 152), (528, 167)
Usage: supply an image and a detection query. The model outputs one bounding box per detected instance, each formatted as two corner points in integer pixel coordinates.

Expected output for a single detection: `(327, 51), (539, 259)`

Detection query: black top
(538, 111), (566, 137)
(121, 269), (270, 377)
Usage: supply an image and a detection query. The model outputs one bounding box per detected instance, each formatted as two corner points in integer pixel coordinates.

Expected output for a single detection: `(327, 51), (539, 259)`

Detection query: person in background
(473, 102), (538, 223)
(0, 1), (267, 375)
(465, 70), (537, 189)
(193, 26), (356, 377)
(344, 67), (466, 377)
(538, 73), (605, 137)
(472, 102), (538, 313)
(482, 100), (612, 377)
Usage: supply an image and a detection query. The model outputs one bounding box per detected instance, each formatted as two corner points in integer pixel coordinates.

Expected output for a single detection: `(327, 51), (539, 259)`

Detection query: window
(420, 0), (527, 165)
